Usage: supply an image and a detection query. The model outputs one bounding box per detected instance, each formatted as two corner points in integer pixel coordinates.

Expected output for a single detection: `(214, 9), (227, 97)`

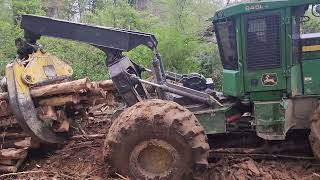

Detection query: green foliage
(0, 21), (21, 75)
(0, 0), (13, 23)
(0, 0), (44, 75)
(0, 0), (223, 83)
(11, 0), (45, 24)
(302, 12), (320, 34)
(197, 44), (223, 90)
(39, 38), (108, 81)
(155, 27), (201, 73)
(2, 0), (320, 93)
(85, 1), (158, 30)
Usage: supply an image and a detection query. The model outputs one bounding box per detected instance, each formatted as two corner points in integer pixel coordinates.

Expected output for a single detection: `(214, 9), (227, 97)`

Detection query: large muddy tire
(310, 107), (320, 159)
(105, 99), (209, 180)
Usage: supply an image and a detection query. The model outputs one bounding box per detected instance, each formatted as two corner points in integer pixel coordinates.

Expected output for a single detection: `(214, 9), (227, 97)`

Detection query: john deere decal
(261, 73), (278, 86)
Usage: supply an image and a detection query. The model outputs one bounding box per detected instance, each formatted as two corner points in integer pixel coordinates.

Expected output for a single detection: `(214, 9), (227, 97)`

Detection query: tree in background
(42, 0), (64, 18)
(1, 0), (221, 79)
(1, 0), (319, 89)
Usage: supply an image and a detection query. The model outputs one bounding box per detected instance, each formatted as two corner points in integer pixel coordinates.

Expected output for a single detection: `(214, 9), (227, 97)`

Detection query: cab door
(242, 10), (287, 94)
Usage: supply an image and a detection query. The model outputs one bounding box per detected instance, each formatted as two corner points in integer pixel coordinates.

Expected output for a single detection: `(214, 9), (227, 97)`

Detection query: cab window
(215, 20), (238, 70)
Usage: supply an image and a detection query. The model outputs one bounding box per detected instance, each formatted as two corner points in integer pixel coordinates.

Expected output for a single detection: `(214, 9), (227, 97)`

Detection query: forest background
(0, 0), (319, 89)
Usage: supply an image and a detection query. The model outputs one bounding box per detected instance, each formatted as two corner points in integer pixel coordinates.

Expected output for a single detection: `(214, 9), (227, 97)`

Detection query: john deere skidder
(2, 0), (320, 179)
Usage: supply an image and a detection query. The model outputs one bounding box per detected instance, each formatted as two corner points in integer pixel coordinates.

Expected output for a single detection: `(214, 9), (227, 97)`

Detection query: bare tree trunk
(43, 0), (64, 18)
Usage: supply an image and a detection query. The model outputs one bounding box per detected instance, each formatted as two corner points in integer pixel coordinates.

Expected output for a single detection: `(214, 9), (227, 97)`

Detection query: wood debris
(0, 78), (116, 174)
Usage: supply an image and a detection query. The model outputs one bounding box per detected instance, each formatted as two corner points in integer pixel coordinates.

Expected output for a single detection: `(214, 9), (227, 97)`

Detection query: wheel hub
(130, 139), (179, 177)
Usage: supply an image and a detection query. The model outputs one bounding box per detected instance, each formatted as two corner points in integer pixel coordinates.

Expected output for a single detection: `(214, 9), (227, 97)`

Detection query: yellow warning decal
(303, 45), (320, 52)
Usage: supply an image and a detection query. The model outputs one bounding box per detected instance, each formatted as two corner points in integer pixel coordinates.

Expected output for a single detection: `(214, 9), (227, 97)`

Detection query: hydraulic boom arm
(21, 15), (158, 52)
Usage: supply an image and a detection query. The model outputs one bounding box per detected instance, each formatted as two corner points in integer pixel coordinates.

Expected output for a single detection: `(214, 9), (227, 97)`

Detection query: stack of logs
(0, 78), (115, 173)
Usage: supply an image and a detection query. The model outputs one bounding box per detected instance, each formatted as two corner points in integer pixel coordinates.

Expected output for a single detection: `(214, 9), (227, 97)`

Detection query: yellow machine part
(6, 62), (29, 96)
(6, 61), (67, 144)
(22, 50), (73, 85)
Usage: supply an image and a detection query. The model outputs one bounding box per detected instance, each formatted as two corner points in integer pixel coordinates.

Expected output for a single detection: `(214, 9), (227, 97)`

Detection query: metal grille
(246, 14), (281, 70)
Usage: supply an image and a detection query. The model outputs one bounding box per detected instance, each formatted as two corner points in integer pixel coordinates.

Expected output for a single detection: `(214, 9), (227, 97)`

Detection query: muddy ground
(1, 105), (320, 180)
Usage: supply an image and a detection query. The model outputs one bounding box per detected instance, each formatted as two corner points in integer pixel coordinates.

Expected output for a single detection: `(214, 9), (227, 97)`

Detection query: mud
(206, 158), (320, 180)
(1, 104), (320, 180)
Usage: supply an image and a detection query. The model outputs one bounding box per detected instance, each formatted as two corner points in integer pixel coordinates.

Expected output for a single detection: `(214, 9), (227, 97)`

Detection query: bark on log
(14, 137), (38, 149)
(0, 138), (34, 149)
(0, 119), (18, 128)
(0, 79), (115, 100)
(0, 165), (17, 173)
(39, 95), (81, 107)
(0, 148), (28, 160)
(0, 159), (14, 166)
(0, 93), (8, 101)
(0, 132), (28, 139)
(0, 78), (115, 118)
(30, 78), (92, 97)
(95, 80), (115, 91)
(0, 100), (11, 117)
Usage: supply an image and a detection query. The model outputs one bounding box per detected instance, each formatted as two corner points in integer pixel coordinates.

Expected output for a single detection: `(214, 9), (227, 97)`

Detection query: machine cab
(212, 0), (320, 101)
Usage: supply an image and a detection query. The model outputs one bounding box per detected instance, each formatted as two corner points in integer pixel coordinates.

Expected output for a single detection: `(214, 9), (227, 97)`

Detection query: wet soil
(1, 106), (320, 180)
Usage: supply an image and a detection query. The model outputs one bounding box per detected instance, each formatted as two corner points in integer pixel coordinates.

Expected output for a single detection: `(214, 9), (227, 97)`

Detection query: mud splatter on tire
(105, 99), (209, 180)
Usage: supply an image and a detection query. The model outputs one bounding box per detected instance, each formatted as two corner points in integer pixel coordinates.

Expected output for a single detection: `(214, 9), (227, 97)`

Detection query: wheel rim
(130, 139), (179, 178)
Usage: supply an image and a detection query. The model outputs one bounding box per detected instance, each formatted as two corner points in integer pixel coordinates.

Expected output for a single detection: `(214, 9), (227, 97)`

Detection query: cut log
(0, 100), (10, 117)
(0, 138), (35, 149)
(54, 119), (70, 133)
(30, 78), (92, 97)
(0, 79), (114, 101)
(0, 165), (17, 173)
(0, 93), (8, 101)
(53, 111), (70, 133)
(0, 132), (28, 139)
(38, 106), (57, 123)
(95, 80), (115, 91)
(0, 116), (17, 127)
(0, 137), (40, 149)
(14, 137), (39, 149)
(39, 95), (81, 107)
(0, 159), (15, 166)
(0, 148), (28, 160)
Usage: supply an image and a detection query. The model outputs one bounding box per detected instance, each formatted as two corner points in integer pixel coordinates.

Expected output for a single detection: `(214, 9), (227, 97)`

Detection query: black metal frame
(21, 15), (158, 52)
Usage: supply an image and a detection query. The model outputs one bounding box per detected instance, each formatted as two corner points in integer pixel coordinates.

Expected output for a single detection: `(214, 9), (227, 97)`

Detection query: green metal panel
(242, 10), (287, 98)
(195, 107), (228, 134)
(284, 7), (292, 95)
(250, 91), (282, 101)
(217, 15), (245, 97)
(244, 69), (287, 92)
(303, 51), (320, 61)
(290, 64), (303, 96)
(223, 70), (243, 96)
(254, 101), (286, 140)
(212, 0), (319, 22)
(302, 60), (320, 95)
(236, 15), (245, 97)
